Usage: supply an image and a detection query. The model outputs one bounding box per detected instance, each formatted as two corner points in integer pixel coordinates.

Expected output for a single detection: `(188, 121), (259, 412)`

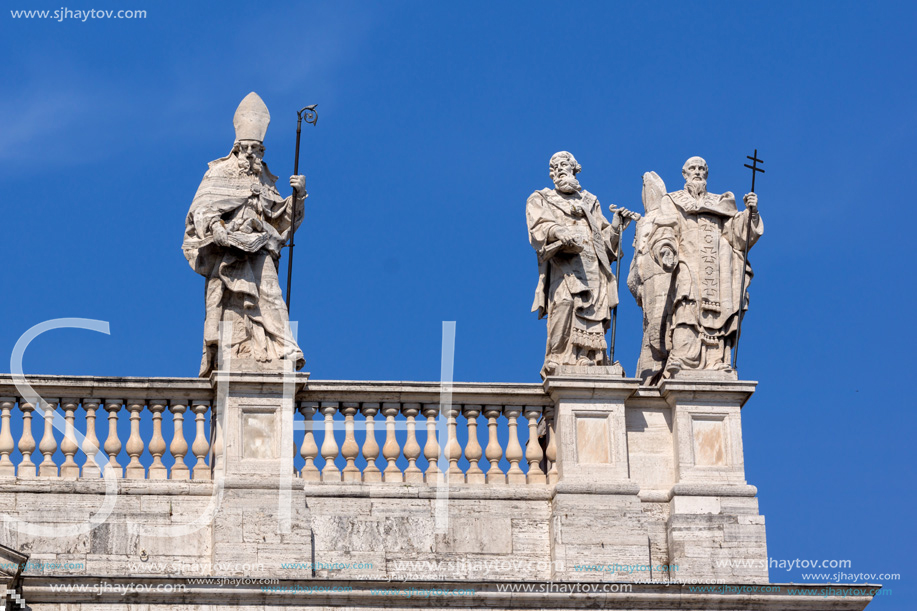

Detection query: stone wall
(0, 373), (872, 610)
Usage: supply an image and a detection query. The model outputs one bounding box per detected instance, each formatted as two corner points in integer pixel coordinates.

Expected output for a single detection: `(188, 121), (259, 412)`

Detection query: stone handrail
(0, 375), (555, 485)
(0, 376), (213, 481)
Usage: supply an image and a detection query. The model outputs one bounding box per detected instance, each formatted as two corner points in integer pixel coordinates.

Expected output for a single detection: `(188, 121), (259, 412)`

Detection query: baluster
(0, 398), (16, 476)
(402, 403), (423, 483)
(444, 404), (463, 483)
(524, 406), (546, 484)
(81, 399), (102, 478)
(147, 400), (168, 479)
(103, 400), (123, 478)
(18, 399), (37, 478)
(298, 402), (320, 481)
(59, 399), (80, 478)
(504, 406), (525, 484)
(544, 406), (558, 484)
(168, 401), (190, 480)
(38, 399), (60, 477)
(319, 402), (341, 482)
(382, 403), (403, 483)
(191, 401), (211, 480)
(483, 405), (505, 484)
(340, 403), (360, 482)
(360, 403), (381, 482)
(463, 405), (484, 484)
(422, 404), (441, 483)
(125, 400), (146, 479)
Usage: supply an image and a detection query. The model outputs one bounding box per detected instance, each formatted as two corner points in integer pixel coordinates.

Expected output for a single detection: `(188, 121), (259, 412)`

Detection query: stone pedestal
(208, 370), (313, 577)
(209, 370), (308, 480)
(661, 379), (754, 487)
(660, 379), (768, 584)
(544, 374), (643, 580)
(544, 375), (640, 485)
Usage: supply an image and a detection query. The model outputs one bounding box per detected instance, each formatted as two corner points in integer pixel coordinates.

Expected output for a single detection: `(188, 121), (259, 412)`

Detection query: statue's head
(549, 151), (582, 194)
(232, 92), (270, 176)
(682, 156), (708, 194)
(233, 139), (265, 176)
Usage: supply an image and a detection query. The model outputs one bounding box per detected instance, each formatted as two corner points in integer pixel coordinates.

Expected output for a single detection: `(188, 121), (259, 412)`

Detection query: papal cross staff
(733, 149), (764, 370)
(285, 104), (318, 310)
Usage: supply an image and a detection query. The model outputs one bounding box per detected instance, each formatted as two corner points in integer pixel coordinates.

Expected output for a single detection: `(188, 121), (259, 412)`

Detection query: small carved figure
(526, 152), (638, 378)
(628, 157), (762, 384)
(182, 92), (306, 377)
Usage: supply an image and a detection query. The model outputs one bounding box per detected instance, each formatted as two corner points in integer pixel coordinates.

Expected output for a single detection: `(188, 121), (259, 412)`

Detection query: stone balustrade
(0, 372), (775, 591)
(0, 376), (553, 485)
(0, 377), (214, 481)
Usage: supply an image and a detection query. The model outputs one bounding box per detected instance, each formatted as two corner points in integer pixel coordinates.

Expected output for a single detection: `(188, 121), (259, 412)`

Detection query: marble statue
(182, 92), (306, 377)
(628, 157), (762, 384)
(527, 151), (639, 378)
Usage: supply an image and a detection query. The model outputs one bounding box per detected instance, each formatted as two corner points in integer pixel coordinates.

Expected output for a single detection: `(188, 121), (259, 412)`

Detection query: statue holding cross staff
(627, 155), (763, 384)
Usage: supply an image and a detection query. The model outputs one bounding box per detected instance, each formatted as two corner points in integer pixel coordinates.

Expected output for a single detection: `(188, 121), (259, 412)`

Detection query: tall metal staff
(607, 205), (639, 365)
(733, 149), (764, 370)
(285, 104), (318, 310)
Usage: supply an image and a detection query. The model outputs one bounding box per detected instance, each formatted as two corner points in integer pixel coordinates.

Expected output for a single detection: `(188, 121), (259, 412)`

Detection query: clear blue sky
(2, 1), (915, 607)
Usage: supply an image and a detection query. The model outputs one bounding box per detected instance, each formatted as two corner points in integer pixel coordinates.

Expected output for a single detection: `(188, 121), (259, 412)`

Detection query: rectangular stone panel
(241, 411), (277, 459)
(692, 416), (727, 466)
(574, 413), (610, 464)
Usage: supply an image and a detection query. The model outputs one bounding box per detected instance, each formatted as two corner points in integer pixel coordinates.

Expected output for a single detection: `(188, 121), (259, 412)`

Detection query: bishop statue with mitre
(182, 92), (306, 377)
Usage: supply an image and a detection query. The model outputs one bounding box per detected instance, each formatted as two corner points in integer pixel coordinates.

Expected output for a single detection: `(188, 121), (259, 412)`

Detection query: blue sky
(2, 1), (915, 607)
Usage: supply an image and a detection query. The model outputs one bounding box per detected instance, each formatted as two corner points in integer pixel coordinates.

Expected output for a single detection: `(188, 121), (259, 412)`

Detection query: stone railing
(0, 375), (553, 485)
(297, 380), (553, 485)
(0, 376), (213, 481)
(0, 372), (775, 589)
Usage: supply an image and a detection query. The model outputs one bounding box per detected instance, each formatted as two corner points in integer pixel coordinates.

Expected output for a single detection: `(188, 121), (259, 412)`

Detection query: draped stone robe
(631, 187), (762, 382)
(182, 153), (305, 377)
(526, 188), (622, 375)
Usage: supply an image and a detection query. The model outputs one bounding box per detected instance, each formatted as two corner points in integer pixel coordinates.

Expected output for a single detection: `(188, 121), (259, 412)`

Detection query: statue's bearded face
(550, 157), (581, 194)
(682, 159), (708, 196)
(235, 140), (265, 176)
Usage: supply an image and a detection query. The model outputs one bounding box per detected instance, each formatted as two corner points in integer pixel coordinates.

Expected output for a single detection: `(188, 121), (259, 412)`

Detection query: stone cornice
(0, 375), (551, 406)
(20, 576), (879, 610)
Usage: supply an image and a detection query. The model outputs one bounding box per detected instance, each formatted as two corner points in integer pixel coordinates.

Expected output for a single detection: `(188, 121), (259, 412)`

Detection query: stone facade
(0, 374), (880, 610)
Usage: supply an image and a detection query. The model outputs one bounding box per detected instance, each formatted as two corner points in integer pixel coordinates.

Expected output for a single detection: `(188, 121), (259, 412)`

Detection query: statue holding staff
(182, 92), (306, 377)
(526, 151), (638, 378)
(628, 156), (762, 384)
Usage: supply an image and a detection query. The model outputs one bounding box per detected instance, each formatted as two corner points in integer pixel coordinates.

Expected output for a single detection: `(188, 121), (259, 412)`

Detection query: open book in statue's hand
(223, 230), (269, 253)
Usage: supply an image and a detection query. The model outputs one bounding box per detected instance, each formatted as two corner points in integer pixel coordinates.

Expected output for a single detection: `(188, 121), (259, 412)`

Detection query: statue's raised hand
(609, 205), (641, 231)
(743, 193), (758, 214)
(290, 175), (306, 197)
